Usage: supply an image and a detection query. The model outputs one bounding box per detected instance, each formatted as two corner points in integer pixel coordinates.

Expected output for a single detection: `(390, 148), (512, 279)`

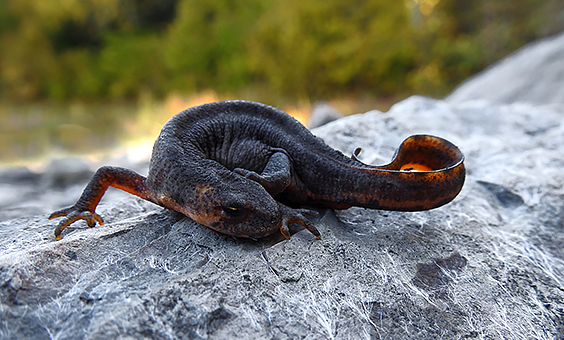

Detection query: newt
(49, 100), (465, 240)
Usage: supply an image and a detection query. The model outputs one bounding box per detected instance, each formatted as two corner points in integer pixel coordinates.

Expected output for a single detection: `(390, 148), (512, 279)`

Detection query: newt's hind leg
(234, 151), (292, 195)
(49, 166), (158, 240)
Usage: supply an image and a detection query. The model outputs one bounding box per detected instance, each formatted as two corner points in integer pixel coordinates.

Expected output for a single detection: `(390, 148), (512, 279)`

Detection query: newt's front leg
(234, 151), (292, 195)
(49, 166), (158, 240)
(233, 151), (321, 239)
(278, 204), (321, 239)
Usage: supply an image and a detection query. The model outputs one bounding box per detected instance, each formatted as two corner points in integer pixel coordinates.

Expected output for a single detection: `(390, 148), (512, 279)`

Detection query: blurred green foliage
(0, 0), (563, 102)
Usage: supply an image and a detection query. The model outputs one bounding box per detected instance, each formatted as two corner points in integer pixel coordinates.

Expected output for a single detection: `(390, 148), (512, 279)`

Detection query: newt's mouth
(206, 218), (281, 239)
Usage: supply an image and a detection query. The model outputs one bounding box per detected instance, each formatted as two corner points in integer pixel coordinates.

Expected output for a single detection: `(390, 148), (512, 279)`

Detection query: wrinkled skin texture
(50, 101), (465, 240)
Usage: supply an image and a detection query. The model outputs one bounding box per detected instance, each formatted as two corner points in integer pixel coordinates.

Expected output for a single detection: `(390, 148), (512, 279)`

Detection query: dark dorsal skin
(49, 100), (465, 240)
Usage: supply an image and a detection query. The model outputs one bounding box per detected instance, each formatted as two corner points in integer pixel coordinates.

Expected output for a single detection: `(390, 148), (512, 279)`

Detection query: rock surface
(307, 101), (343, 128)
(447, 30), (564, 106)
(1, 94), (563, 339)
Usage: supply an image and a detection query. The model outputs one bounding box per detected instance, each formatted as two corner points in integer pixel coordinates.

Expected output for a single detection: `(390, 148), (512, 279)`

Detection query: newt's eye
(222, 206), (249, 220)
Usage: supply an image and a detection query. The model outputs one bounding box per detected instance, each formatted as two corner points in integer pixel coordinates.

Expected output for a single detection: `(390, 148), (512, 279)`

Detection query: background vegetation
(1, 0), (563, 162)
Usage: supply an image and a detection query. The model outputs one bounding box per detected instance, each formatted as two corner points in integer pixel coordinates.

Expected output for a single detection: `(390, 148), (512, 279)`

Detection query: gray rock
(1, 96), (564, 339)
(42, 157), (94, 188)
(307, 101), (344, 128)
(0, 156), (150, 223)
(447, 31), (564, 106)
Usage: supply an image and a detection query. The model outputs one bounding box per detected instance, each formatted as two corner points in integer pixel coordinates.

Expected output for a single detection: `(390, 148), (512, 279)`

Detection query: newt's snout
(196, 180), (283, 238)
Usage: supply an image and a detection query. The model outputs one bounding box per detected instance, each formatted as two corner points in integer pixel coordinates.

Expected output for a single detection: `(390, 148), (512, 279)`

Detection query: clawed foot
(234, 167), (290, 196)
(278, 205), (321, 239)
(234, 167), (261, 181)
(49, 206), (104, 240)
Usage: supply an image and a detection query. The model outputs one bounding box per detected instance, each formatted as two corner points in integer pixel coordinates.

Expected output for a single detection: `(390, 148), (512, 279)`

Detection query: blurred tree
(405, 0), (564, 95)
(0, 0), (563, 102)
(164, 0), (265, 93)
(118, 0), (178, 29)
(99, 33), (167, 98)
(0, 0), (177, 100)
(248, 0), (415, 99)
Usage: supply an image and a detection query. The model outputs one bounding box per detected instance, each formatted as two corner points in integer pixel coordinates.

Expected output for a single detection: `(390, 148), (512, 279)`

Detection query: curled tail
(303, 135), (466, 211)
(360, 134), (466, 211)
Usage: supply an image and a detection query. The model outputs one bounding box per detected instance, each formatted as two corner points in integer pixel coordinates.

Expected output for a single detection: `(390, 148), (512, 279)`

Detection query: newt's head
(183, 177), (283, 239)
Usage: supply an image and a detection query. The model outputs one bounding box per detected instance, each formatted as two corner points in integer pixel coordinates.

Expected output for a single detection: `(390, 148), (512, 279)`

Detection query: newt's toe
(280, 223), (291, 239)
(49, 208), (73, 220)
(279, 206), (321, 239)
(50, 206), (104, 240)
(234, 168), (260, 181)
